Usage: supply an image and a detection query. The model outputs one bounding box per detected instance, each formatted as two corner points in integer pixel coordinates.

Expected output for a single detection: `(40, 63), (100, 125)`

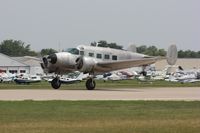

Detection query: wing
(94, 57), (163, 73)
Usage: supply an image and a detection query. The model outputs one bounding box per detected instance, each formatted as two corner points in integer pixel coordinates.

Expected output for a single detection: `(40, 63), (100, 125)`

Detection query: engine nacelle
(76, 57), (96, 73)
(41, 52), (77, 74)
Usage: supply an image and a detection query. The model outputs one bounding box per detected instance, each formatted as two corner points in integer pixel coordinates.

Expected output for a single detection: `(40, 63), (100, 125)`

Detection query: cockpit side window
(66, 48), (79, 55)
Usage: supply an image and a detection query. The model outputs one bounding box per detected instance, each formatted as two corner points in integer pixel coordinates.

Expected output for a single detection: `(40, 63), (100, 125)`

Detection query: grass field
(1, 79), (200, 89)
(0, 101), (200, 133)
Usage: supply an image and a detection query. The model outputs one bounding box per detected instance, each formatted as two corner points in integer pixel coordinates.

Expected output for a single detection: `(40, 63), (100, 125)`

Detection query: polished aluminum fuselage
(42, 45), (150, 74)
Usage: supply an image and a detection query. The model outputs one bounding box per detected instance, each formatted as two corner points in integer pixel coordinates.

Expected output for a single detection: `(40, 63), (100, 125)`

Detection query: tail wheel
(51, 77), (61, 89)
(86, 78), (96, 90)
(141, 71), (147, 76)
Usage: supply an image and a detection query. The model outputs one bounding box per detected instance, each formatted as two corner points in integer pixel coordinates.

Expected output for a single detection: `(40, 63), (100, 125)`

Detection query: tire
(51, 78), (61, 89)
(86, 78), (96, 90)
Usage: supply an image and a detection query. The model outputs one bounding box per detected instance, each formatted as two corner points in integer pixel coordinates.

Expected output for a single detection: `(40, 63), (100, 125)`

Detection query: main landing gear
(51, 77), (61, 89)
(51, 76), (96, 90)
(86, 78), (96, 90)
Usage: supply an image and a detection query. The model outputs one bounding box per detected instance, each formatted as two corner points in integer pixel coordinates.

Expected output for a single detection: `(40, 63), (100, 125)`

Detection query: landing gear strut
(86, 78), (96, 90)
(51, 77), (61, 89)
(140, 65), (147, 76)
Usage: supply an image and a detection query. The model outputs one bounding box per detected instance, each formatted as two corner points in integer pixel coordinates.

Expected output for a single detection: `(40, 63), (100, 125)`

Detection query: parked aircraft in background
(0, 72), (14, 83)
(14, 75), (41, 84)
(48, 72), (86, 84)
(165, 66), (200, 83)
(41, 44), (177, 90)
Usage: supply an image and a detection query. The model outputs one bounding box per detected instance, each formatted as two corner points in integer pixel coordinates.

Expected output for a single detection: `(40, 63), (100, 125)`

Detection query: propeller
(75, 56), (84, 70)
(42, 53), (57, 67)
(42, 57), (48, 67)
(47, 53), (57, 64)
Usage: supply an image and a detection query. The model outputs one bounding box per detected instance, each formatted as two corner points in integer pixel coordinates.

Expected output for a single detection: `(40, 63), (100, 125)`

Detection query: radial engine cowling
(76, 57), (96, 73)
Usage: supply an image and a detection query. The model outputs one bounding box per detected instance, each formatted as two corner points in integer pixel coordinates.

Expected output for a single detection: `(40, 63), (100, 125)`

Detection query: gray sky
(0, 0), (200, 51)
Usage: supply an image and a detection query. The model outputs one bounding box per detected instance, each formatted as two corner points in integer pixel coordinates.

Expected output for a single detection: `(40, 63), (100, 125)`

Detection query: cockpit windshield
(66, 48), (79, 55)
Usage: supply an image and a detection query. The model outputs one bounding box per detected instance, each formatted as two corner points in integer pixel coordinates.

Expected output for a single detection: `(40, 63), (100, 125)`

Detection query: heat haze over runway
(0, 87), (200, 101)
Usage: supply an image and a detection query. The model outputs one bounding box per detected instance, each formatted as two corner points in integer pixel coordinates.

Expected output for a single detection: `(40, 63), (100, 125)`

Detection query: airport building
(0, 53), (43, 75)
(12, 56), (43, 75)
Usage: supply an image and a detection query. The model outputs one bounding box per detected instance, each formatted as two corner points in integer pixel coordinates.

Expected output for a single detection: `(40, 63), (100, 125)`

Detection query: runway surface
(0, 87), (200, 101)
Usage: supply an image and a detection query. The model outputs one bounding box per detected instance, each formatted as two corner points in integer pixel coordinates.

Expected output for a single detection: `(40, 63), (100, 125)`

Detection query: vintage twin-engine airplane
(41, 44), (177, 90)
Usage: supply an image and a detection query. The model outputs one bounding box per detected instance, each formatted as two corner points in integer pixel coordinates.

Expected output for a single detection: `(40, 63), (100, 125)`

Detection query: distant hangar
(0, 53), (43, 75)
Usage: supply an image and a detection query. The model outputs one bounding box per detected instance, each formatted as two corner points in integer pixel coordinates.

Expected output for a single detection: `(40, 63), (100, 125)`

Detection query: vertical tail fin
(167, 44), (177, 65)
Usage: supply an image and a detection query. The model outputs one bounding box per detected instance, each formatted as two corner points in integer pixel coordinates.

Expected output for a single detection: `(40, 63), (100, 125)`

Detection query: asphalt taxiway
(0, 87), (200, 101)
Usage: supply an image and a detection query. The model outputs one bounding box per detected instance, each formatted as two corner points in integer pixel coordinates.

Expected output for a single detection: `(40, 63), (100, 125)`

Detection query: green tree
(97, 40), (108, 47)
(0, 39), (37, 56)
(157, 49), (166, 56)
(40, 48), (57, 56)
(144, 46), (158, 56)
(197, 51), (200, 58)
(91, 40), (123, 49)
(136, 45), (147, 53)
(178, 50), (185, 58)
(108, 43), (123, 49)
(90, 41), (97, 46)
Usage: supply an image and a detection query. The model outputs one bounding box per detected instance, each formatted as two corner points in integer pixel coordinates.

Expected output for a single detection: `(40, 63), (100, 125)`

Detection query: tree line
(0, 39), (200, 58)
(92, 40), (200, 58)
(0, 39), (57, 57)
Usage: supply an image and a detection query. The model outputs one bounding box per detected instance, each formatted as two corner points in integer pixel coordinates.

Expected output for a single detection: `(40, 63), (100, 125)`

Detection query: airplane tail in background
(166, 44), (178, 66)
(127, 44), (137, 53)
(166, 44), (178, 74)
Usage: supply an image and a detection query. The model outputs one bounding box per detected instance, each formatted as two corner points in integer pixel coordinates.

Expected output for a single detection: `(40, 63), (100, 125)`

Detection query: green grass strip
(0, 101), (200, 133)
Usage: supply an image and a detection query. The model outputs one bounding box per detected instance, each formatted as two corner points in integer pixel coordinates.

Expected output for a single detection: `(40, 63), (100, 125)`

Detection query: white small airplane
(0, 72), (14, 83)
(41, 44), (177, 90)
(14, 74), (41, 84)
(165, 66), (200, 83)
(47, 72), (85, 84)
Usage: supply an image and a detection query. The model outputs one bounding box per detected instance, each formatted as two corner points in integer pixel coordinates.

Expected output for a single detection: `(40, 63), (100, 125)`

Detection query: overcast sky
(0, 0), (199, 51)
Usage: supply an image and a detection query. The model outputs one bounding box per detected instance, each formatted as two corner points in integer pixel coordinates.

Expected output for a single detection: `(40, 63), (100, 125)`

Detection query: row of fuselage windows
(1, 70), (26, 74)
(86, 52), (117, 60)
(67, 49), (118, 60)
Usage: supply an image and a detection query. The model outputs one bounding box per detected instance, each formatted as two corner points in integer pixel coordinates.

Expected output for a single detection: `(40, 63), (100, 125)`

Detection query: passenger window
(96, 54), (102, 59)
(104, 54), (110, 59)
(20, 70), (26, 73)
(80, 51), (84, 55)
(89, 53), (94, 57)
(112, 55), (117, 60)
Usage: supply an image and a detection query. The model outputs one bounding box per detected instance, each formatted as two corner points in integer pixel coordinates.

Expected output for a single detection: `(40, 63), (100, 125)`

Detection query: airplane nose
(47, 53), (57, 64)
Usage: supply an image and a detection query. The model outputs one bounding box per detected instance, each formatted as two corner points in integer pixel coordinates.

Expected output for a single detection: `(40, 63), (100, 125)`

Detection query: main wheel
(51, 77), (61, 89)
(86, 78), (96, 90)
